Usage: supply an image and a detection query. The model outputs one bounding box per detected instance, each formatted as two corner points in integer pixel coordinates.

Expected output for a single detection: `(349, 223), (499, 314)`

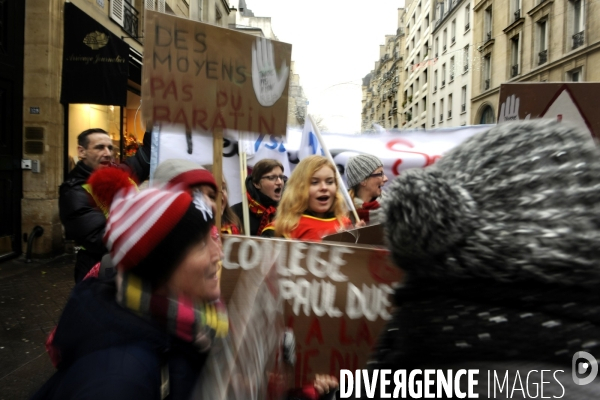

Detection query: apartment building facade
(361, 9), (406, 131)
(430, 0), (474, 128)
(402, 0), (433, 130)
(470, 0), (600, 124)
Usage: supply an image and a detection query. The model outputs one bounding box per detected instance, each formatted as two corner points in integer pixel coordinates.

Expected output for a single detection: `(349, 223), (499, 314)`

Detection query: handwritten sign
(142, 11), (292, 135)
(219, 236), (403, 389)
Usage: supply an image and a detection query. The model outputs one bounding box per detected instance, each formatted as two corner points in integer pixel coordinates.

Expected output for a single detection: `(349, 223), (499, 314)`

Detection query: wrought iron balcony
(514, 9), (521, 21)
(123, 1), (140, 39)
(538, 49), (548, 65)
(511, 64), (519, 77)
(484, 79), (490, 90)
(572, 31), (584, 49)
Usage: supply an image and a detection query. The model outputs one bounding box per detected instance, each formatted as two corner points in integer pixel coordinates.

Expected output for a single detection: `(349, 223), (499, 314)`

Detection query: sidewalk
(0, 254), (75, 400)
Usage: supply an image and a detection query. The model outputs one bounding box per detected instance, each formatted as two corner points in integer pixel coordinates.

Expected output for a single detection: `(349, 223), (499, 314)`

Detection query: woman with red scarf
(346, 154), (388, 225)
(232, 159), (286, 236)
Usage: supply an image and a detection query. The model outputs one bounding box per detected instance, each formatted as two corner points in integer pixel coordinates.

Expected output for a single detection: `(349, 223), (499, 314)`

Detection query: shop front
(61, 3), (145, 178)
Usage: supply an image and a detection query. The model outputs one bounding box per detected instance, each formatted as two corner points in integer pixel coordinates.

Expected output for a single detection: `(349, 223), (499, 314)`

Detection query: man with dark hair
(59, 128), (151, 282)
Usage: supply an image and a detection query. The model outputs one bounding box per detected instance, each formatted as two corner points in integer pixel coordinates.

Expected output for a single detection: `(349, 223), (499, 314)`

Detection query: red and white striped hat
(104, 187), (214, 281)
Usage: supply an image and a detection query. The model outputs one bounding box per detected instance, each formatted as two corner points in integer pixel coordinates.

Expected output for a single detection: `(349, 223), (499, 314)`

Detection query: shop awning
(60, 3), (129, 106)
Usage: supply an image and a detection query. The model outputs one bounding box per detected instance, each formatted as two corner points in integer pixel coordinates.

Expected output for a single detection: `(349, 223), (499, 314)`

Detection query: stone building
(470, 0), (600, 124)
(361, 8), (406, 132)
(430, 0), (474, 128)
(1, 0), (300, 259)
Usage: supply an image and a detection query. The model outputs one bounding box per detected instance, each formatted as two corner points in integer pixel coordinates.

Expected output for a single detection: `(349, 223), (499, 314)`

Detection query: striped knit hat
(153, 159), (217, 191)
(104, 187), (215, 286)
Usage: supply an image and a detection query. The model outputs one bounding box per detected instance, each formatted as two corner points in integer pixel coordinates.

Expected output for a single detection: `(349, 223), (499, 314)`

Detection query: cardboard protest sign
(322, 223), (385, 246)
(498, 83), (600, 139)
(219, 236), (403, 390)
(142, 11), (292, 136)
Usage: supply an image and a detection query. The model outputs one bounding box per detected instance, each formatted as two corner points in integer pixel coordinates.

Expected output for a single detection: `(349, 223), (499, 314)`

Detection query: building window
(538, 19), (548, 65)
(432, 103), (436, 125)
(442, 64), (446, 86)
(448, 94), (453, 119)
(484, 7), (493, 42)
(434, 70), (438, 91)
(568, 67), (583, 82)
(479, 105), (495, 124)
(450, 57), (455, 81)
(511, 34), (520, 77)
(461, 86), (467, 113)
(465, 5), (470, 32)
(512, 0), (521, 21)
(423, 96), (427, 111)
(440, 99), (444, 124)
(443, 29), (448, 51)
(463, 45), (469, 72)
(571, 0), (584, 49)
(483, 55), (491, 90)
(425, 15), (430, 28)
(435, 37), (439, 57)
(451, 20), (456, 44)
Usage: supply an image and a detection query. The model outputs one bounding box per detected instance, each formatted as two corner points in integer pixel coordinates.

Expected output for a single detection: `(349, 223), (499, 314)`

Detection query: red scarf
(247, 192), (277, 235)
(356, 199), (381, 223)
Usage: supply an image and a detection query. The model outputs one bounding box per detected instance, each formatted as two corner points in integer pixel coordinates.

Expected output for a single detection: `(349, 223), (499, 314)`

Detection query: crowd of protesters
(36, 118), (600, 399)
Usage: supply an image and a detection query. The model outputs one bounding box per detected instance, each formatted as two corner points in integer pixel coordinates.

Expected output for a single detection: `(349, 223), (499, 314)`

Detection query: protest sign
(142, 11), (292, 135)
(219, 236), (403, 390)
(322, 223), (385, 246)
(498, 82), (600, 138)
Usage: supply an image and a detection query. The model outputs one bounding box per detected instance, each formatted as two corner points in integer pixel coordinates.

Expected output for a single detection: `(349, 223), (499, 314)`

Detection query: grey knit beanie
(153, 159), (217, 190)
(346, 154), (383, 188)
(383, 119), (600, 287)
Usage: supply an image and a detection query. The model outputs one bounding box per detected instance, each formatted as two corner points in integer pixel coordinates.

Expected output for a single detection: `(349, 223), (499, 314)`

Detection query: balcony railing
(484, 79), (490, 90)
(511, 64), (519, 77)
(514, 9), (521, 21)
(538, 49), (548, 65)
(572, 31), (584, 49)
(461, 103), (466, 112)
(123, 1), (140, 39)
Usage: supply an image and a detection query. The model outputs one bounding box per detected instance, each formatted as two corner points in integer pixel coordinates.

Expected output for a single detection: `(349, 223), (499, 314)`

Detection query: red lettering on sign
(339, 318), (354, 346)
(305, 317), (324, 345)
(356, 319), (374, 347)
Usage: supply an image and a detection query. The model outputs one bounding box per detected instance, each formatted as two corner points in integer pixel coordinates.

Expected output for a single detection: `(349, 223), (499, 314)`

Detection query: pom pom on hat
(346, 154), (383, 188)
(86, 167), (136, 213)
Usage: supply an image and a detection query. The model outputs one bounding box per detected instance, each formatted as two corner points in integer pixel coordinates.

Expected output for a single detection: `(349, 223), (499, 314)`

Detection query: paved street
(0, 254), (74, 400)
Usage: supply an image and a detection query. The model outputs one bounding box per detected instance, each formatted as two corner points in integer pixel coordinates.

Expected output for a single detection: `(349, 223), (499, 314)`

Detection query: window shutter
(109, 0), (125, 27)
(145, 0), (154, 11)
(158, 0), (165, 12)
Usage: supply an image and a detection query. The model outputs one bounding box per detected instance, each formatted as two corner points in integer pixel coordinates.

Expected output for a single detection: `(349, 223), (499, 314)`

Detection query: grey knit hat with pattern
(383, 119), (600, 287)
(346, 154), (383, 189)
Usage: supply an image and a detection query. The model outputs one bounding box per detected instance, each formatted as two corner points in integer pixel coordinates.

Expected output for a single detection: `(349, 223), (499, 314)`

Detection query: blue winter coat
(31, 278), (207, 400)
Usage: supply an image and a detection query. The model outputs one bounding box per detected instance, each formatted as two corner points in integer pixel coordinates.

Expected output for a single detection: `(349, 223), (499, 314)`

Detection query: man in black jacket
(59, 128), (151, 282)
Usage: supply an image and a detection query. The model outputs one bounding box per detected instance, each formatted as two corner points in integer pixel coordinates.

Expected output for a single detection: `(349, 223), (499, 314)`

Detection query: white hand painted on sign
(251, 37), (289, 107)
(498, 94), (531, 123)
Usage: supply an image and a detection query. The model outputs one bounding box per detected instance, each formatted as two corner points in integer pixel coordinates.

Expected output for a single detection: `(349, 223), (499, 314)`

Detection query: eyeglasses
(261, 174), (287, 182)
(369, 172), (385, 178)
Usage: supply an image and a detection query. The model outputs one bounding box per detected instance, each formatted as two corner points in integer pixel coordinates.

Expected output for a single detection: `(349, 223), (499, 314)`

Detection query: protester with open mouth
(262, 155), (354, 241)
(346, 154), (388, 225)
(232, 158), (286, 236)
(33, 184), (228, 400)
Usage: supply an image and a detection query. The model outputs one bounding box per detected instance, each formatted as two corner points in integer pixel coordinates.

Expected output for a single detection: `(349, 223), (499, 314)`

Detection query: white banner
(152, 123), (493, 204)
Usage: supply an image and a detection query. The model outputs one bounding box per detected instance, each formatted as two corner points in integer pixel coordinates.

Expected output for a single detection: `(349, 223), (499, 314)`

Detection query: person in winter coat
(346, 154), (388, 225)
(263, 155), (357, 241)
(367, 119), (600, 399)
(231, 159), (285, 236)
(32, 180), (228, 400)
(59, 128), (150, 282)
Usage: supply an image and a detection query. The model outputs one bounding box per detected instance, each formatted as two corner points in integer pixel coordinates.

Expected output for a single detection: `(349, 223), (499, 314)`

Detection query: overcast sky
(246, 0), (406, 133)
